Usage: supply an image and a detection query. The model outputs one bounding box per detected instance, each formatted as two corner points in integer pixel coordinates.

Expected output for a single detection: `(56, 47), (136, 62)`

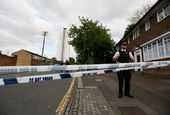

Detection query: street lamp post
(41, 31), (48, 61)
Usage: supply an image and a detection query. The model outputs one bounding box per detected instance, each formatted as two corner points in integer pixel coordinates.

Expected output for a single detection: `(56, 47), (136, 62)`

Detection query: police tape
(0, 61), (169, 86)
(0, 61), (170, 73)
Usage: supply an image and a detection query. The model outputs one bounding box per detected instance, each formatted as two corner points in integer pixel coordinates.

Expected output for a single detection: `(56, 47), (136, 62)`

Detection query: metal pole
(41, 31), (48, 61)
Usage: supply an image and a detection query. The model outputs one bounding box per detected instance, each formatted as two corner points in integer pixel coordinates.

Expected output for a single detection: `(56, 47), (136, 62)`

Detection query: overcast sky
(0, 0), (157, 59)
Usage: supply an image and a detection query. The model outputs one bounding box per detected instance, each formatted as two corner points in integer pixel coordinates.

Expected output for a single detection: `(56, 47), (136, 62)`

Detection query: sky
(0, 0), (157, 59)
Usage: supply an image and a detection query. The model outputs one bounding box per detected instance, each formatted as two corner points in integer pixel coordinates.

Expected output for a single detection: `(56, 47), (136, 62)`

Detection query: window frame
(157, 3), (170, 22)
(164, 36), (170, 57)
(127, 37), (130, 44)
(152, 42), (158, 59)
(143, 36), (170, 61)
(145, 20), (150, 31)
(133, 30), (140, 40)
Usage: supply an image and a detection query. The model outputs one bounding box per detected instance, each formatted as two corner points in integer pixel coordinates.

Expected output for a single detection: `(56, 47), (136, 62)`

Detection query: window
(164, 36), (170, 56)
(133, 30), (140, 40)
(148, 44), (152, 60)
(157, 9), (164, 22)
(38, 56), (41, 60)
(145, 20), (150, 31)
(158, 40), (165, 58)
(144, 46), (148, 61)
(32, 55), (41, 60)
(33, 55), (38, 59)
(32, 55), (36, 59)
(128, 37), (130, 44)
(157, 3), (170, 22)
(137, 30), (140, 36)
(152, 42), (158, 59)
(143, 35), (170, 61)
(164, 4), (170, 17)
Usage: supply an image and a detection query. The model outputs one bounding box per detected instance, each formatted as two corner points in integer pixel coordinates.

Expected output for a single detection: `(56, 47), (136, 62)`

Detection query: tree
(65, 60), (70, 65)
(128, 3), (153, 24)
(124, 3), (153, 36)
(123, 23), (136, 36)
(69, 57), (75, 64)
(51, 57), (59, 65)
(68, 17), (115, 64)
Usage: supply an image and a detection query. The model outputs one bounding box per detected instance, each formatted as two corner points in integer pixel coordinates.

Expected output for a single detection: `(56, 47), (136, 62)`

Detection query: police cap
(121, 42), (127, 46)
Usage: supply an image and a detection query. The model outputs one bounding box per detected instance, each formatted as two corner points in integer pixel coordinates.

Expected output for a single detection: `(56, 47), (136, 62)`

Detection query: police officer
(112, 42), (134, 98)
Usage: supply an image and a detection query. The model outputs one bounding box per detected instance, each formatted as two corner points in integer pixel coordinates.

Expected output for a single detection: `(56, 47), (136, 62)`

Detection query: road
(0, 78), (72, 115)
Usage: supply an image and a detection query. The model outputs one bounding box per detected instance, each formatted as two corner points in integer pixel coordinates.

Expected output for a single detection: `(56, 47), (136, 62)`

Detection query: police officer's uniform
(113, 44), (134, 98)
(117, 49), (131, 96)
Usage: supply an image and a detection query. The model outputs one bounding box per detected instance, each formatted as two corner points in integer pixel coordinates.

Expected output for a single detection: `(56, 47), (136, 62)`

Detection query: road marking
(56, 78), (75, 115)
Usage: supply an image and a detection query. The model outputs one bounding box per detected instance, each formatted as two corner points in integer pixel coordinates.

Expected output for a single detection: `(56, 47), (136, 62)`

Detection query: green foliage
(69, 57), (75, 64)
(128, 3), (153, 24)
(124, 3), (153, 36)
(65, 60), (70, 65)
(123, 23), (136, 36)
(68, 17), (115, 64)
(51, 57), (59, 65)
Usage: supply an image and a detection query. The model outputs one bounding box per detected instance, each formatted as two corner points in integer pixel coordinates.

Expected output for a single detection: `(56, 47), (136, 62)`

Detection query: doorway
(134, 49), (142, 71)
(137, 55), (140, 71)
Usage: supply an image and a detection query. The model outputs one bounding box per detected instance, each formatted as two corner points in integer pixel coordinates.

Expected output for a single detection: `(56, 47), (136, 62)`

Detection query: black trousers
(117, 70), (131, 95)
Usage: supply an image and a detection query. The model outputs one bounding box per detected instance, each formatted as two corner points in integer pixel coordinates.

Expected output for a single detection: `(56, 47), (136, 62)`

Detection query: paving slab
(63, 72), (170, 115)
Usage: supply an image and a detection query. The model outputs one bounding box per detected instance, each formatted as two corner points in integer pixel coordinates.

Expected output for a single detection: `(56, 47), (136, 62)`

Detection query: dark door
(137, 55), (140, 71)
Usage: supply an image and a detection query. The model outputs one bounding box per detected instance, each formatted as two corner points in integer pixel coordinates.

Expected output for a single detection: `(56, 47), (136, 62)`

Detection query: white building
(57, 28), (70, 62)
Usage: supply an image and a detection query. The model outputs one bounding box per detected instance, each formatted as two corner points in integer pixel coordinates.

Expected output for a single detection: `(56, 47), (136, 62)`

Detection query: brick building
(12, 49), (51, 66)
(0, 51), (17, 66)
(115, 0), (170, 75)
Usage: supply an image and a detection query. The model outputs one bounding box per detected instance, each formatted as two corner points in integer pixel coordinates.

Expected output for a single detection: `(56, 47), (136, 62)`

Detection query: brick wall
(143, 58), (170, 76)
(115, 1), (170, 76)
(122, 1), (170, 76)
(126, 15), (170, 51)
(0, 54), (17, 66)
(12, 50), (32, 66)
(143, 66), (170, 78)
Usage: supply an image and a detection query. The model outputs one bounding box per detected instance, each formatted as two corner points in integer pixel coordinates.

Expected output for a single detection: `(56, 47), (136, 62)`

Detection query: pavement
(1, 70), (170, 115)
(63, 72), (170, 115)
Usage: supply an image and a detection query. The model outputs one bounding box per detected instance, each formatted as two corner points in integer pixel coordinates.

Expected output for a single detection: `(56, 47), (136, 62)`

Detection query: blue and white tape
(0, 61), (170, 73)
(0, 61), (169, 86)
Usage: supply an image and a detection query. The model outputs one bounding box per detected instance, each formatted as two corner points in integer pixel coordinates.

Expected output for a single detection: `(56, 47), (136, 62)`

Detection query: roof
(0, 53), (16, 58)
(115, 0), (162, 48)
(13, 49), (50, 59)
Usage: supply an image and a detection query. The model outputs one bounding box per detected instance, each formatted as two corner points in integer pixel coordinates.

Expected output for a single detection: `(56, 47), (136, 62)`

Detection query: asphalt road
(0, 78), (72, 115)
